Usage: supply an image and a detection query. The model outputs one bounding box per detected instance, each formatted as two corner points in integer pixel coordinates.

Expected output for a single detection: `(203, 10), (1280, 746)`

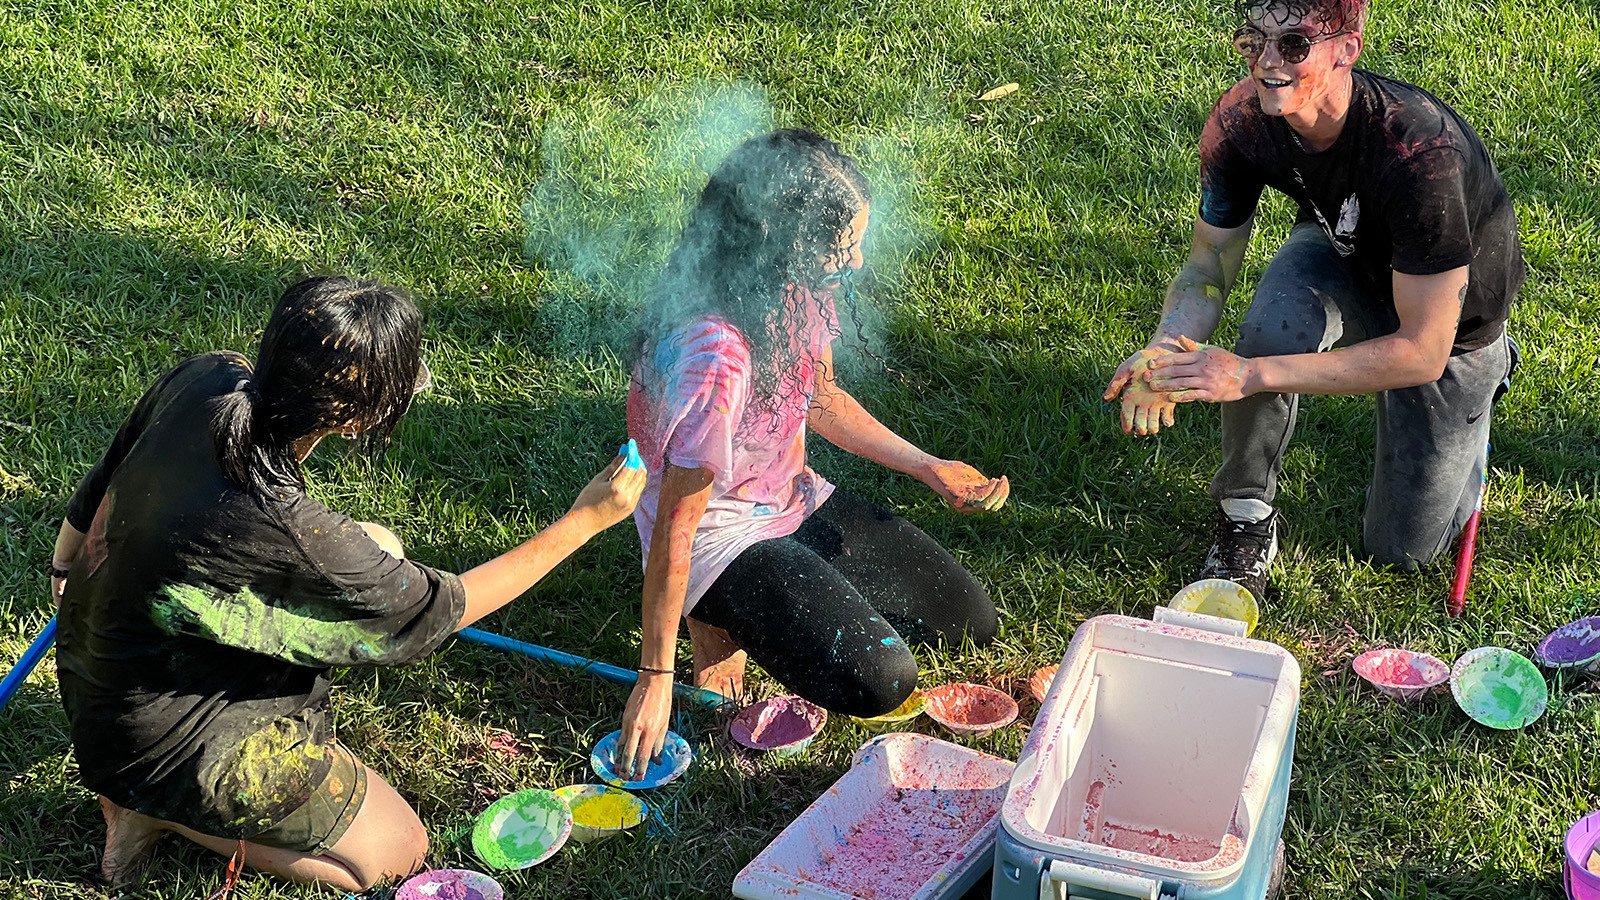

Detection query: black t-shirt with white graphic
(1198, 69), (1524, 351)
(57, 352), (465, 837)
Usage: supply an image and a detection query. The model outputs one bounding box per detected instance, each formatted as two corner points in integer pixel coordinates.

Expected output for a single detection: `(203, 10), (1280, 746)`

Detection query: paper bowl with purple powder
(924, 682), (1019, 737)
(1535, 617), (1600, 674)
(1352, 648), (1451, 701)
(396, 869), (504, 900)
(730, 694), (828, 757)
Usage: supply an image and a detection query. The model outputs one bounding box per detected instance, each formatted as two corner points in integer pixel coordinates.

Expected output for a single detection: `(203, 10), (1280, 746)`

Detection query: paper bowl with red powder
(924, 682), (1019, 737)
(1029, 665), (1060, 703)
(1351, 648), (1451, 701)
(730, 694), (828, 757)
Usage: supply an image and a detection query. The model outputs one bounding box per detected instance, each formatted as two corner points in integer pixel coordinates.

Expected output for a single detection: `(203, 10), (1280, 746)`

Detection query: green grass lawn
(2, 0), (1598, 896)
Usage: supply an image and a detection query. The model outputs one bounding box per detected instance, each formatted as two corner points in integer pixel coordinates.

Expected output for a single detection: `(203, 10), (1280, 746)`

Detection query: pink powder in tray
(734, 733), (1014, 900)
(804, 786), (1004, 898)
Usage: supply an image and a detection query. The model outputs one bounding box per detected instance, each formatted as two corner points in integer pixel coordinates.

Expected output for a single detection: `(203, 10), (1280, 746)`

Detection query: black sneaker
(1199, 508), (1280, 602)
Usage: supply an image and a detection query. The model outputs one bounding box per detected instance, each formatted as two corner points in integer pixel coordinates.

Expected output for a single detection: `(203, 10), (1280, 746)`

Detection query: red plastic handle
(1447, 509), (1482, 618)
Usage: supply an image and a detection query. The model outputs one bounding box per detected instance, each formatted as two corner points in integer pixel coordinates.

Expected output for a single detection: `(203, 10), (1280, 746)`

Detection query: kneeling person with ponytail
(48, 276), (645, 891)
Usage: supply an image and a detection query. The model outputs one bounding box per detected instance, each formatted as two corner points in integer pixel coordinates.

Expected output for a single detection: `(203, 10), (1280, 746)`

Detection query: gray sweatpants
(1211, 223), (1514, 572)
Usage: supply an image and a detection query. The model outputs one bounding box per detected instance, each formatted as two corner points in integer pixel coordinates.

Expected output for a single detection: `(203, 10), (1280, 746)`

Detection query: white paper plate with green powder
(471, 788), (573, 870)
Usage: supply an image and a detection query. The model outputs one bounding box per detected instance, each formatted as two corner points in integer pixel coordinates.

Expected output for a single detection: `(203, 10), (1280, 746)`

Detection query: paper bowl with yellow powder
(850, 688), (926, 731)
(471, 788), (572, 870)
(553, 784), (648, 844)
(1168, 579), (1261, 635)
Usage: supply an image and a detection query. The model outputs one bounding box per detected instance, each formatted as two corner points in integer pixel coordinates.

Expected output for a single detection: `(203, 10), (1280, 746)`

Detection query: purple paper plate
(1536, 617), (1600, 672)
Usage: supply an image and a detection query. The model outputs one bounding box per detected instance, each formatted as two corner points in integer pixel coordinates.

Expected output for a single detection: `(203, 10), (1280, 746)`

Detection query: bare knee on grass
(164, 766), (426, 892)
(321, 767), (428, 890)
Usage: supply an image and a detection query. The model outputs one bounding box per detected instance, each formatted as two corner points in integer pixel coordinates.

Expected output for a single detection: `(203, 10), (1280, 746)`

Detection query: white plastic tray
(734, 732), (1014, 900)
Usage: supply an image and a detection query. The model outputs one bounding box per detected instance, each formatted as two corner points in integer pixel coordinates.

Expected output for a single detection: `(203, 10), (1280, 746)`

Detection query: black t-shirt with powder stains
(1198, 69), (1524, 351)
(57, 352), (465, 838)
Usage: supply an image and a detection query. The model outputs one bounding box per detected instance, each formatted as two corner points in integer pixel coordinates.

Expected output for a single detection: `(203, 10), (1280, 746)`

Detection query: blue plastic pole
(456, 626), (733, 711)
(0, 616), (58, 714)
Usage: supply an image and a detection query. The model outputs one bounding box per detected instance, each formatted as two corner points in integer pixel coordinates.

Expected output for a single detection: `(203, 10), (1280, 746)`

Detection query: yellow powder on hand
(570, 792), (640, 829)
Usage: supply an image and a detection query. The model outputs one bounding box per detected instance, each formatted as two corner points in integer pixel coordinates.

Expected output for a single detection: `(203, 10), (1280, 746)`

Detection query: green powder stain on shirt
(152, 583), (391, 667)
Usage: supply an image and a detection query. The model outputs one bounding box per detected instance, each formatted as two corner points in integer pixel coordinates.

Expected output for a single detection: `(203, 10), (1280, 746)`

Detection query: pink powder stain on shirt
(731, 695), (826, 749)
(627, 292), (840, 613)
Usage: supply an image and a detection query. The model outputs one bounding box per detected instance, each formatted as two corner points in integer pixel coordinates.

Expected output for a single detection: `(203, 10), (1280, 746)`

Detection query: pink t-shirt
(627, 290), (840, 614)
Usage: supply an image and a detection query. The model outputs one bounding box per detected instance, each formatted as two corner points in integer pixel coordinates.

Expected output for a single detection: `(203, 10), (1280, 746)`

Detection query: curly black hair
(1238, 0), (1367, 36)
(637, 129), (871, 433)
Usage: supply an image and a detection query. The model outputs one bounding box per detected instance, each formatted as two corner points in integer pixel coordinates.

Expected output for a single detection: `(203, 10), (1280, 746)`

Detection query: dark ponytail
(213, 376), (263, 489)
(211, 275), (425, 495)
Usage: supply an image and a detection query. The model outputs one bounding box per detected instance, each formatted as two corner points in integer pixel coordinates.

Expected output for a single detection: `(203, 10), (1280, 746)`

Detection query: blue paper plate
(590, 729), (692, 789)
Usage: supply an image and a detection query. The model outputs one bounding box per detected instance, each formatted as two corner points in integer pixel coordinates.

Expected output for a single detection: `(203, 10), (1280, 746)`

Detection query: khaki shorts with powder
(247, 740), (368, 854)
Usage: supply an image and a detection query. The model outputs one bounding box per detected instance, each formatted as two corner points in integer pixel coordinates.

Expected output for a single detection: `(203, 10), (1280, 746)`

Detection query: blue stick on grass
(7, 616), (731, 716)
(0, 616), (58, 714)
(456, 627), (733, 711)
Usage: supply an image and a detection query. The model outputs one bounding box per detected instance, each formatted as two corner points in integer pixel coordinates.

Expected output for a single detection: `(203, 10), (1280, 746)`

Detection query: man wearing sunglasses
(1103, 0), (1523, 600)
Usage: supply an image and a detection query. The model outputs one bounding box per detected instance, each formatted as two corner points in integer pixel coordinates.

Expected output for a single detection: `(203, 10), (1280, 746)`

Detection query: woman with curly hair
(615, 129), (1008, 777)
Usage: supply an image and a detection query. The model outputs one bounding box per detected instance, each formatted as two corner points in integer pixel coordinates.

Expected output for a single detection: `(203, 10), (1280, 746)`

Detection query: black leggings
(689, 490), (997, 718)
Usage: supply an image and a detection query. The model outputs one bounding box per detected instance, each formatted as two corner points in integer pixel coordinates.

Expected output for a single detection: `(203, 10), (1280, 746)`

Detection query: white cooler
(992, 613), (1299, 900)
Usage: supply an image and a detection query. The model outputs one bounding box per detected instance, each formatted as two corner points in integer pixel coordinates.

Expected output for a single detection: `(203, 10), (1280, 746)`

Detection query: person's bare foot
(687, 619), (747, 702)
(98, 795), (166, 888)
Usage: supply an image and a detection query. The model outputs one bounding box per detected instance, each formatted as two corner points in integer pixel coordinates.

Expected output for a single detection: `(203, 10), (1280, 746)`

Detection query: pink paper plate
(730, 694), (828, 756)
(1352, 648), (1450, 701)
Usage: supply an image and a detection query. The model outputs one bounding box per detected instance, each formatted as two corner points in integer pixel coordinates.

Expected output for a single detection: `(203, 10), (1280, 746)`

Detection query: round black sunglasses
(1232, 25), (1348, 64)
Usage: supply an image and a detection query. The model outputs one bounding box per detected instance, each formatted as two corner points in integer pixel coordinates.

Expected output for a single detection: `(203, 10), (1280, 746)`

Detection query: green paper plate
(471, 788), (573, 870)
(1451, 646), (1548, 730)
